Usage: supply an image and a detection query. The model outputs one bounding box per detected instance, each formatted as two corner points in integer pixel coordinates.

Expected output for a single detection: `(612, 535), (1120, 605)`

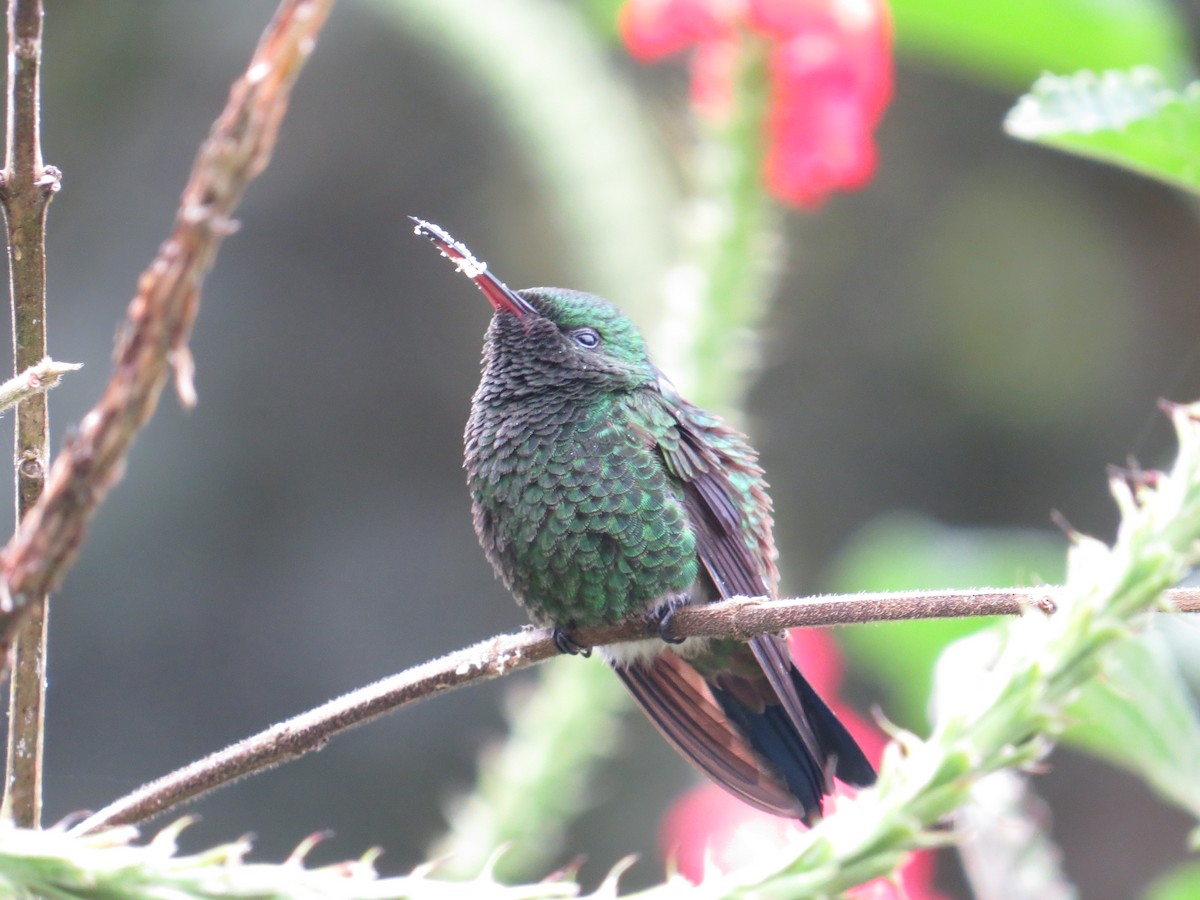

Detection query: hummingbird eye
(569, 327), (601, 349)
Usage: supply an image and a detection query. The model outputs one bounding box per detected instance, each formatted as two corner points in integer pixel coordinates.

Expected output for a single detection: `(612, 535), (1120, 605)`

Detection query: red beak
(410, 217), (538, 319)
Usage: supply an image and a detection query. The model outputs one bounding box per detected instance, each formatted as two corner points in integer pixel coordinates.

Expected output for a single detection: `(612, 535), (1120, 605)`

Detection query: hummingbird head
(485, 288), (657, 393)
(412, 217), (657, 399)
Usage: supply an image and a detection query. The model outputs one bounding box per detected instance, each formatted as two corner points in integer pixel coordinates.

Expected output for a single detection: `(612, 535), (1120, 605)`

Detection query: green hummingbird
(412, 218), (875, 822)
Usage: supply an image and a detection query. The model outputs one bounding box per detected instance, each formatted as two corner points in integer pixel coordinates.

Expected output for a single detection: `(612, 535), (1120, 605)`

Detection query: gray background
(6, 2), (1199, 894)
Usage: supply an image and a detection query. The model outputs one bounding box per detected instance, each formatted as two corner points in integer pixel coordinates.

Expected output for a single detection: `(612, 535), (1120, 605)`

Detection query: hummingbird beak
(410, 217), (538, 319)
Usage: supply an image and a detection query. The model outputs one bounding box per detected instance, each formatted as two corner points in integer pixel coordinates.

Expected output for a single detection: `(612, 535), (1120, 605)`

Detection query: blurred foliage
(1007, 67), (1200, 195)
(11, 0), (1200, 895)
(1146, 860), (1200, 900)
(951, 770), (1076, 899)
(577, 0), (625, 43)
(368, 0), (676, 318)
(1065, 631), (1200, 819)
(830, 509), (1200, 823)
(827, 514), (1064, 730)
(429, 659), (627, 882)
(912, 166), (1136, 432)
(892, 0), (1191, 88)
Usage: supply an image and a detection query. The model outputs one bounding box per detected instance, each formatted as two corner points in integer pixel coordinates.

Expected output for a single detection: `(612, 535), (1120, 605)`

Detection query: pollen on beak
(411, 217), (538, 318)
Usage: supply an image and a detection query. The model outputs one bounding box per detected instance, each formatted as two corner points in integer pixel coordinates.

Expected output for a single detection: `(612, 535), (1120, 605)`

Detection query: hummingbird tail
(708, 655), (876, 823)
(613, 652), (812, 819)
(614, 637), (877, 823)
(614, 644), (877, 822)
(708, 681), (828, 823)
(787, 664), (877, 788)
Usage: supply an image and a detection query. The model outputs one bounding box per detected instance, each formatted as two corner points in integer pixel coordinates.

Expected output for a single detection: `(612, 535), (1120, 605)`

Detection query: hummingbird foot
(652, 602), (688, 645)
(552, 626), (592, 657)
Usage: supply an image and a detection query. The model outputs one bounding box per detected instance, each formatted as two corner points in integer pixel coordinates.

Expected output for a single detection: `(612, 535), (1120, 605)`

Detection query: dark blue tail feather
(790, 668), (876, 787)
(711, 688), (827, 820)
(711, 669), (876, 821)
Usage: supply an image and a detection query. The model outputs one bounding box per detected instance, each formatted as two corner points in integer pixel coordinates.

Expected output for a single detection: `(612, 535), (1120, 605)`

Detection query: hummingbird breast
(464, 391), (700, 628)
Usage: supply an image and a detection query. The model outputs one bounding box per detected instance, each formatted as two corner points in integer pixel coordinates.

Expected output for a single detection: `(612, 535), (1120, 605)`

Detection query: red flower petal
(619, 0), (734, 61)
(787, 627), (844, 695)
(688, 37), (740, 117)
(747, 0), (830, 36)
(620, 0), (893, 205)
(760, 1), (891, 206)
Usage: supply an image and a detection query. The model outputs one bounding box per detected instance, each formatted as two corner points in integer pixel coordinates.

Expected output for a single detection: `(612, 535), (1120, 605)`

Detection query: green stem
(664, 38), (778, 414)
(429, 659), (627, 881)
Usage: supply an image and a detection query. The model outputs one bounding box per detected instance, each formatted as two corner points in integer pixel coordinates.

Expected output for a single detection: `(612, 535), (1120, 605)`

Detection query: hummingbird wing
(596, 392), (820, 818)
(647, 388), (877, 800)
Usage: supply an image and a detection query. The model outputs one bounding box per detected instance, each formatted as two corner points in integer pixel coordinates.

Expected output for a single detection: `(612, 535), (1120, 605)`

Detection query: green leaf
(1005, 68), (1200, 195)
(1063, 630), (1200, 819)
(1145, 860), (1200, 900)
(892, 0), (1191, 89)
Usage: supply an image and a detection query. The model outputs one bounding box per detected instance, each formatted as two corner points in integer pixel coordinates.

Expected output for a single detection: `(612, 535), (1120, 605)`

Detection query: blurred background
(5, 0), (1200, 896)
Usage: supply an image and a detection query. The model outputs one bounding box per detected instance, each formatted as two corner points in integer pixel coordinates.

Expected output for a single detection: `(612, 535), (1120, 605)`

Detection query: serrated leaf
(1006, 68), (1200, 195)
(892, 0), (1190, 89)
(1062, 630), (1200, 819)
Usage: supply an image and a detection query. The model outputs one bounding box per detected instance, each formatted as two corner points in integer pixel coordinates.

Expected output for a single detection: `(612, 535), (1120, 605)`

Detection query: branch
(69, 585), (1200, 835)
(0, 357), (79, 417)
(0, 356), (79, 415)
(0, 0), (336, 669)
(1, 0), (57, 828)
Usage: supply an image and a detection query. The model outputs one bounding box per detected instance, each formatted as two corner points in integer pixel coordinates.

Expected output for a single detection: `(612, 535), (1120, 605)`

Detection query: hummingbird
(412, 217), (875, 822)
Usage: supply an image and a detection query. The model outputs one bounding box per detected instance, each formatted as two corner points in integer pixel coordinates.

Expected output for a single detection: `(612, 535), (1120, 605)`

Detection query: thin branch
(0, 357), (79, 415)
(0, 0), (336, 672)
(0, 0), (57, 828)
(69, 585), (1200, 835)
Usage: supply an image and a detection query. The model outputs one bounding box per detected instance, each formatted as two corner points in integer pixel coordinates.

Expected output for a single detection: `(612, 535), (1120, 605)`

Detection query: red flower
(620, 0), (731, 60)
(659, 629), (946, 897)
(619, 0), (893, 207)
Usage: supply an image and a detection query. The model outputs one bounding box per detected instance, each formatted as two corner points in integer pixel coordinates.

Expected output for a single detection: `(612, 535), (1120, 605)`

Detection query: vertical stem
(659, 40), (777, 415)
(1, 0), (56, 828)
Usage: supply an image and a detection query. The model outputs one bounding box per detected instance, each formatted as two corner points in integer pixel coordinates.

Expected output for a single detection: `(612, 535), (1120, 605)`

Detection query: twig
(0, 355), (80, 823)
(0, 357), (79, 416)
(0, 0), (336, 674)
(0, 0), (58, 828)
(68, 585), (1200, 835)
